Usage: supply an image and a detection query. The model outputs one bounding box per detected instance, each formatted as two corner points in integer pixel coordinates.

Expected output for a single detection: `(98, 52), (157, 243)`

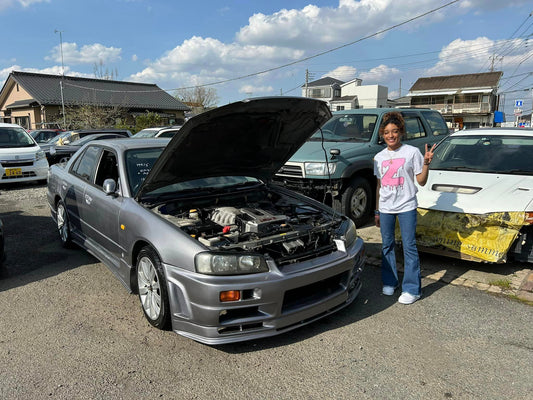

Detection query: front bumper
(163, 237), (365, 345)
(0, 158), (49, 183)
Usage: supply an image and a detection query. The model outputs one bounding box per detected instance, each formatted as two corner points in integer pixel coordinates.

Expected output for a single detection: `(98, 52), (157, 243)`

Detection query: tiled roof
(7, 71), (189, 111)
(303, 77), (344, 87)
(410, 71), (503, 91)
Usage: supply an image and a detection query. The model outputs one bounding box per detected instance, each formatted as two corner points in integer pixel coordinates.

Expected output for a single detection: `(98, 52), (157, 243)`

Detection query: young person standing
(373, 112), (435, 304)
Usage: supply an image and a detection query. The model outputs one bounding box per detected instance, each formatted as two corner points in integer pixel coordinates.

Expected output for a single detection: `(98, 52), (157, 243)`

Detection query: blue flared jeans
(379, 209), (421, 296)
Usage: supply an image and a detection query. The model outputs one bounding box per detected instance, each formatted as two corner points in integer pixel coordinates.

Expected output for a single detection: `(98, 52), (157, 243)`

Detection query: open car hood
(136, 97), (331, 199)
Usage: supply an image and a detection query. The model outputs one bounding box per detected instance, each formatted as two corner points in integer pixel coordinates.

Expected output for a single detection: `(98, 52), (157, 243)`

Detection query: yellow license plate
(5, 168), (22, 177)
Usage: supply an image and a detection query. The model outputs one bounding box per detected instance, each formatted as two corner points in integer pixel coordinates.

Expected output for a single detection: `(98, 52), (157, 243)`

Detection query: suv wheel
(334, 177), (372, 226)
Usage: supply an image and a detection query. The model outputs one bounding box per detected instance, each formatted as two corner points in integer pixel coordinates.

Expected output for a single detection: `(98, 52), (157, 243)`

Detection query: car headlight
(36, 150), (46, 161)
(342, 219), (358, 247)
(304, 162), (336, 176)
(195, 252), (269, 275)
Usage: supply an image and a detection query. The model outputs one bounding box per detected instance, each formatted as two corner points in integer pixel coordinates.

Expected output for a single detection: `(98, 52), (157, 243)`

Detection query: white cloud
(425, 37), (533, 77)
(359, 64), (400, 84)
(46, 42), (122, 65)
(131, 54), (138, 62)
(0, 65), (92, 83)
(0, 0), (48, 11)
(129, 36), (303, 86)
(323, 66), (357, 82)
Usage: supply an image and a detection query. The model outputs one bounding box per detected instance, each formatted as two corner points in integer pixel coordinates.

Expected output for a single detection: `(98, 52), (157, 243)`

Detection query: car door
(65, 145), (101, 238)
(401, 111), (434, 153)
(81, 148), (124, 270)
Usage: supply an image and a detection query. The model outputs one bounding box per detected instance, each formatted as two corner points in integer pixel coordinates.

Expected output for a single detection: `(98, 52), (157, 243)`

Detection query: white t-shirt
(373, 144), (424, 213)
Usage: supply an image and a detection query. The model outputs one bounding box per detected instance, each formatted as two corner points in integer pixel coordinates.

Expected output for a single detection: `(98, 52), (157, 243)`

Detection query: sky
(1, 0), (532, 121)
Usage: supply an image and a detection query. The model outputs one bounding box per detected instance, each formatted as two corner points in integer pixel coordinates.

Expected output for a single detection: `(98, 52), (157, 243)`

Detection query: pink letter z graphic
(381, 159), (405, 188)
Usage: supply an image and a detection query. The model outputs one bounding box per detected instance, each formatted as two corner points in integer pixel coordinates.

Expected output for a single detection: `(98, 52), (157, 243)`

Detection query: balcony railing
(411, 103), (491, 114)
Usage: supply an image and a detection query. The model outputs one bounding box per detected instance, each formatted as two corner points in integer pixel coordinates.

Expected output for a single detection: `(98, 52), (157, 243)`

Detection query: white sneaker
(398, 292), (421, 304)
(382, 285), (397, 296)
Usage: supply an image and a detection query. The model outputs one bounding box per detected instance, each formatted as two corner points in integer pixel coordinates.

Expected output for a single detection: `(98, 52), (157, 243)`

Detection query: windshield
(0, 127), (36, 148)
(125, 147), (166, 195)
(309, 113), (377, 142)
(431, 134), (533, 175)
(145, 176), (260, 198)
(48, 131), (75, 145)
(132, 129), (158, 138)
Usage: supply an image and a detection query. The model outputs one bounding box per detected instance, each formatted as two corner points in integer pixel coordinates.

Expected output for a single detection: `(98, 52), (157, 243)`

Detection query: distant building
(407, 71), (503, 130)
(302, 76), (389, 110)
(0, 71), (190, 130)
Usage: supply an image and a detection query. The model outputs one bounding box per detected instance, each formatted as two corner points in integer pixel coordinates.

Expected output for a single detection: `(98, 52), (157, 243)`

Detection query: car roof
(449, 127), (533, 137)
(86, 137), (171, 151)
(331, 107), (434, 115)
(0, 123), (25, 128)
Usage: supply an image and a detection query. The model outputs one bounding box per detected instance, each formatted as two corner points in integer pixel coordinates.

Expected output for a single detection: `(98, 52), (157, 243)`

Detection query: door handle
(85, 194), (92, 204)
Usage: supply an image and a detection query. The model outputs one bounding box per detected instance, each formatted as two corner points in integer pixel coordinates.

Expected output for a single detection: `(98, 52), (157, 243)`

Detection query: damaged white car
(416, 128), (533, 263)
(47, 97), (366, 344)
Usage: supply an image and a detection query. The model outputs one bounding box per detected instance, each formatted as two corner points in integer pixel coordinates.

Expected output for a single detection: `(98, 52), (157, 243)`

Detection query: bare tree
(175, 86), (219, 112)
(94, 60), (118, 80)
(52, 104), (126, 130)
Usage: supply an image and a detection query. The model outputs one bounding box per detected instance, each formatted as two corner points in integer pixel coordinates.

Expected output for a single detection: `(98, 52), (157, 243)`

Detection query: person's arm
(416, 143), (436, 186)
(375, 179), (381, 227)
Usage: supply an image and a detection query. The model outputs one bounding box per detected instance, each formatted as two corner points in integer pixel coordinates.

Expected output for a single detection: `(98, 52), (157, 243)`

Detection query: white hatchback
(0, 123), (49, 184)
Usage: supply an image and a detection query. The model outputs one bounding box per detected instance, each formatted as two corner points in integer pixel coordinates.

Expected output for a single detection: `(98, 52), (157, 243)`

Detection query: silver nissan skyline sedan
(47, 97), (366, 344)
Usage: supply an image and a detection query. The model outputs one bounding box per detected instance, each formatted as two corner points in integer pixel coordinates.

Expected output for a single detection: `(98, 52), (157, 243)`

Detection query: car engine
(154, 186), (343, 265)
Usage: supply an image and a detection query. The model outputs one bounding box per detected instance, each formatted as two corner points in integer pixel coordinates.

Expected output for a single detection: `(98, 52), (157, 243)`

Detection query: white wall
(343, 85), (388, 108)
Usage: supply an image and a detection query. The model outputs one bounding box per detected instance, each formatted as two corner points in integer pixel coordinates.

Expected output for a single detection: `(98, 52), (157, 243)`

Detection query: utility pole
(54, 29), (66, 128)
(305, 69), (309, 98)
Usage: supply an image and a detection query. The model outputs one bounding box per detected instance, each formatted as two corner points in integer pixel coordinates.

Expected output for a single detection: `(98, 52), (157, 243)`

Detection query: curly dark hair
(379, 111), (405, 138)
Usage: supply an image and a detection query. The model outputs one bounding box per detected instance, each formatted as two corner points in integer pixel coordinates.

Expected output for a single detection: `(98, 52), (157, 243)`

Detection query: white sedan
(415, 128), (533, 264)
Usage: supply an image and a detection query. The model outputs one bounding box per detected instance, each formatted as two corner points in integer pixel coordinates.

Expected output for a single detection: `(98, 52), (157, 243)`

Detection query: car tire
(334, 177), (372, 227)
(136, 246), (171, 330)
(56, 200), (73, 248)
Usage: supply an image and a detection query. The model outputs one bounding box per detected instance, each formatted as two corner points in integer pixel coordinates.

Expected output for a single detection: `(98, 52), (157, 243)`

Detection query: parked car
(0, 123), (49, 184)
(41, 129), (132, 160)
(132, 126), (182, 139)
(47, 133), (129, 165)
(30, 129), (64, 143)
(47, 97), (365, 344)
(274, 108), (449, 226)
(416, 128), (533, 264)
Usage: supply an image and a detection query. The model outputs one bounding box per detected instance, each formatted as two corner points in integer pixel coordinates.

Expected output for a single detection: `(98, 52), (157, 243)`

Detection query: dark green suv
(274, 108), (449, 226)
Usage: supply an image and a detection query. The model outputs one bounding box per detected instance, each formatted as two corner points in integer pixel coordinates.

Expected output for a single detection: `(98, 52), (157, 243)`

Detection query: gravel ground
(1, 182), (532, 400)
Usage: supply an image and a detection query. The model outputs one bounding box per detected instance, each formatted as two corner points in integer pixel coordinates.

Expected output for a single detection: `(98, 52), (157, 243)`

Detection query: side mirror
(103, 179), (118, 196)
(330, 148), (340, 159)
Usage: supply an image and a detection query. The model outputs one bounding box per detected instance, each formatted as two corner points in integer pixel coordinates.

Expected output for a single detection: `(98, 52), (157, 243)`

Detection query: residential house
(407, 71), (503, 130)
(302, 76), (389, 110)
(0, 71), (190, 130)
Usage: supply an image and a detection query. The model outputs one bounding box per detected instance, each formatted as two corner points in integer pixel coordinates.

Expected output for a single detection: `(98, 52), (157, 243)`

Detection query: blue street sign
(515, 100), (523, 107)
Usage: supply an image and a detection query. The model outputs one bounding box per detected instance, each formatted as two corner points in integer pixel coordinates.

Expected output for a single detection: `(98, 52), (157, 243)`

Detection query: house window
(336, 106), (345, 111)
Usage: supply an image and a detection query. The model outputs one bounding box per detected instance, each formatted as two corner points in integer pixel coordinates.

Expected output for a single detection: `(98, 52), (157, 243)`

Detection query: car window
(403, 116), (427, 140)
(158, 130), (179, 138)
(431, 134), (533, 174)
(125, 147), (165, 195)
(94, 150), (119, 188)
(70, 146), (101, 182)
(309, 114), (377, 142)
(0, 127), (35, 148)
(420, 110), (449, 136)
(132, 129), (158, 138)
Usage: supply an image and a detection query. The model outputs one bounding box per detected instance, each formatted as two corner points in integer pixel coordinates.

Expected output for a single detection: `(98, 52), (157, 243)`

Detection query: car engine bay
(154, 186), (344, 265)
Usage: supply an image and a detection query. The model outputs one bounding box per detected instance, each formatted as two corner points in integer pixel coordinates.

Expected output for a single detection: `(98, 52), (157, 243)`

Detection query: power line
(58, 0), (461, 94)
